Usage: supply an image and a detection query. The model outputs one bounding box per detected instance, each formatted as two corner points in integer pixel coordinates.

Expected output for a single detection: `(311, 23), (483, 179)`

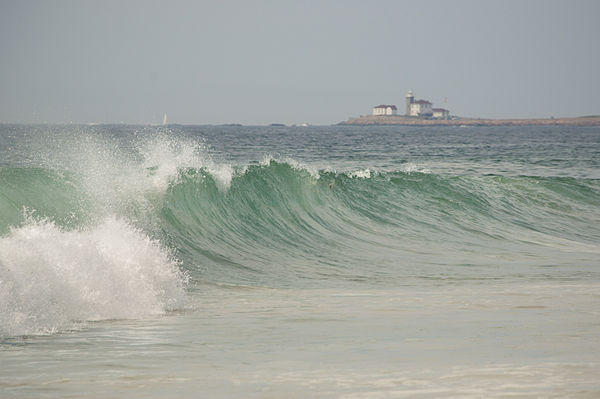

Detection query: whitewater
(1, 124), (599, 398)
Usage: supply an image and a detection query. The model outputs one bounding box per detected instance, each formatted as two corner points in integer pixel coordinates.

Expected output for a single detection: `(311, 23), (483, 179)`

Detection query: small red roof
(374, 104), (397, 109)
(413, 100), (431, 105)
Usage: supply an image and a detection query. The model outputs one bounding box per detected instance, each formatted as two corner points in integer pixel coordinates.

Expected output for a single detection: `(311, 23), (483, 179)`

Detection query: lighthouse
(405, 91), (414, 116)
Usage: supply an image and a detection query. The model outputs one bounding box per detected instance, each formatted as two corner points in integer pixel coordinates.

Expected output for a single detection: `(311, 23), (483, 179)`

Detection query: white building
(432, 108), (450, 119)
(372, 105), (398, 116)
(405, 91), (448, 118)
(409, 100), (433, 117)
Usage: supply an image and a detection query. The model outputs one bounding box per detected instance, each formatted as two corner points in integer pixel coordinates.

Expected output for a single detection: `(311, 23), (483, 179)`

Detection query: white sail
(162, 113), (167, 125)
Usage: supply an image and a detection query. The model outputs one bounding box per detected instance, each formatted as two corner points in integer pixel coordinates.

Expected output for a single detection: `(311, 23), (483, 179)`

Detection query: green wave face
(0, 167), (88, 234)
(2, 159), (599, 287)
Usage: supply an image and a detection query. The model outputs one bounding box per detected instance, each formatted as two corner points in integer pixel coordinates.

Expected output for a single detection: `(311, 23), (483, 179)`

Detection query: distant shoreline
(339, 115), (600, 127)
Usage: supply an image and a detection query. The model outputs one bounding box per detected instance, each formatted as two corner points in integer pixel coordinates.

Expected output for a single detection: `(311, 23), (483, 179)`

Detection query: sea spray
(138, 133), (234, 191)
(0, 215), (187, 337)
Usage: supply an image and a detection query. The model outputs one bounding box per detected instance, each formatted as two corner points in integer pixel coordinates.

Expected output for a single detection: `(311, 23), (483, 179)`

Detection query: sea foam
(0, 216), (187, 337)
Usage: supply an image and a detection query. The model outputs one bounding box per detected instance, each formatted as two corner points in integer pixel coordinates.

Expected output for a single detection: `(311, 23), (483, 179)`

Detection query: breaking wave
(1, 131), (599, 336)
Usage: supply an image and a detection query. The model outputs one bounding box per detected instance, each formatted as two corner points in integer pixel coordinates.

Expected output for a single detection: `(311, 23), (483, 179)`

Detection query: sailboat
(162, 113), (168, 126)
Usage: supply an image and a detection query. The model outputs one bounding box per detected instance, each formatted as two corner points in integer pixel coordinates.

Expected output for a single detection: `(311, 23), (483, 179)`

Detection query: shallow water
(2, 284), (599, 398)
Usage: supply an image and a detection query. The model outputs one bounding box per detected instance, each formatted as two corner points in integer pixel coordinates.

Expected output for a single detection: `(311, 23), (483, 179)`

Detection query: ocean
(1, 124), (599, 398)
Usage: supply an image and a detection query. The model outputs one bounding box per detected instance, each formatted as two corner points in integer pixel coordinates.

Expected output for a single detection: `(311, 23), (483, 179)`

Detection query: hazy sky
(1, 0), (599, 125)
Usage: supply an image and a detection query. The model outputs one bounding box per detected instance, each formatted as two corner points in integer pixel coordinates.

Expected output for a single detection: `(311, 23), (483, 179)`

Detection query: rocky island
(339, 115), (600, 127)
(344, 90), (600, 127)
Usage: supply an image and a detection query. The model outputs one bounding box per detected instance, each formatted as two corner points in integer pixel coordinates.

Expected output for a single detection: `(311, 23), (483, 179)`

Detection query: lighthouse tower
(405, 91), (414, 116)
